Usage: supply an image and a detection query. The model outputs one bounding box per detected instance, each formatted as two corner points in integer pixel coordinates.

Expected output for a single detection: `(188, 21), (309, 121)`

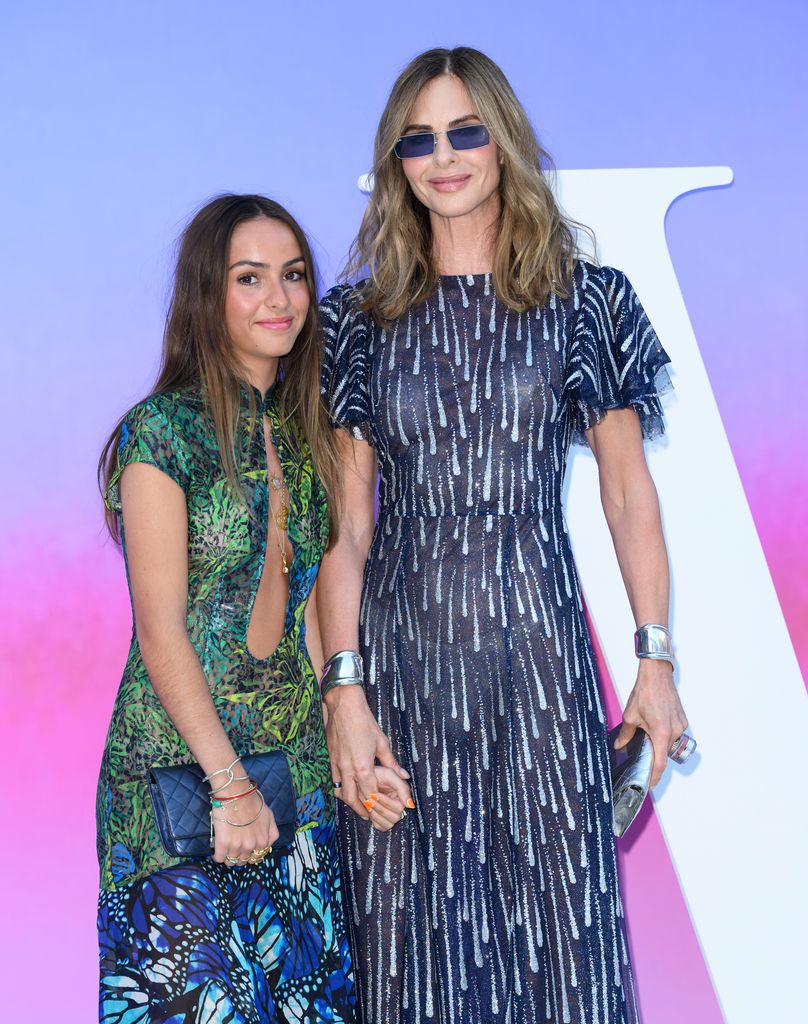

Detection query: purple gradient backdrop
(1, 3), (805, 1021)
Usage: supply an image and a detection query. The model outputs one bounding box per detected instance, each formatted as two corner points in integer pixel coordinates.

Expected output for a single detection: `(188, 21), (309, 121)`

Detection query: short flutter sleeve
(320, 283), (372, 441)
(105, 396), (192, 512)
(564, 264), (672, 444)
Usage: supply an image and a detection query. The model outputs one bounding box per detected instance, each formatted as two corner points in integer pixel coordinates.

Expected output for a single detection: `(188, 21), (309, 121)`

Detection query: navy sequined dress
(320, 262), (671, 1024)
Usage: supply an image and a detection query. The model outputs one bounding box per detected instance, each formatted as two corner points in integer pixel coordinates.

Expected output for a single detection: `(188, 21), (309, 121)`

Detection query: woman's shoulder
(319, 282), (373, 433)
(320, 280), (369, 322)
(121, 387), (206, 447)
(126, 386), (203, 421)
(321, 281), (357, 306)
(107, 388), (205, 511)
(572, 259), (634, 299)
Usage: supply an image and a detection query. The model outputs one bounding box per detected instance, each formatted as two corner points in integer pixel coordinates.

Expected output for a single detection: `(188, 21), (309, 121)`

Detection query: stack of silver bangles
(320, 650), (364, 699)
(634, 624), (697, 764)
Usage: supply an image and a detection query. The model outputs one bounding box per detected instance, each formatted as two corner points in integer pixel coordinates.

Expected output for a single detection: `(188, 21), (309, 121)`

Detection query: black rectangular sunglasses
(394, 123), (491, 160)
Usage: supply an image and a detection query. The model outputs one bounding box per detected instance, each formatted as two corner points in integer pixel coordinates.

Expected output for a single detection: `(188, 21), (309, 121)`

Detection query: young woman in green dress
(96, 194), (406, 1022)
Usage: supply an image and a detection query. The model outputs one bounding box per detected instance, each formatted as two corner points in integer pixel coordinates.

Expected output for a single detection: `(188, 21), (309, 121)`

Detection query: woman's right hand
(211, 788), (279, 866)
(324, 685), (410, 820)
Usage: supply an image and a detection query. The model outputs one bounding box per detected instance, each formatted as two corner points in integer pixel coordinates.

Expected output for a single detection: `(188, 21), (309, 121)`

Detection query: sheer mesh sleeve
(319, 283), (372, 441)
(105, 396), (192, 512)
(564, 264), (672, 444)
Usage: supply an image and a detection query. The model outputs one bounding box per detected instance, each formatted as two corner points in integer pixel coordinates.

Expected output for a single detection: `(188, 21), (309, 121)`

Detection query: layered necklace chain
(263, 389), (290, 575)
(268, 469), (290, 575)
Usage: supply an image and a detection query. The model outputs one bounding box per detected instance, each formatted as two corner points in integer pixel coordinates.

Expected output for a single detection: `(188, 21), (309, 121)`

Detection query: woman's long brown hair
(346, 47), (592, 321)
(99, 194), (341, 541)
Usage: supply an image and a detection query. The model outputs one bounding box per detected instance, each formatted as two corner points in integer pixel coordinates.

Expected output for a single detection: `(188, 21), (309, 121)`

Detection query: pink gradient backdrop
(2, 2), (806, 1021)
(0, 533), (728, 1023)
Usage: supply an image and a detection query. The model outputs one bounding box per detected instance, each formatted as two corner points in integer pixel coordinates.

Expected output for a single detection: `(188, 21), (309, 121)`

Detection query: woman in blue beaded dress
(316, 48), (689, 1024)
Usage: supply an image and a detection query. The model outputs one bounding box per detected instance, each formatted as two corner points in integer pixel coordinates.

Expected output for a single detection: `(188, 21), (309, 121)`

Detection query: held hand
(365, 765), (415, 832)
(211, 789), (280, 866)
(324, 685), (410, 821)
(615, 660), (689, 788)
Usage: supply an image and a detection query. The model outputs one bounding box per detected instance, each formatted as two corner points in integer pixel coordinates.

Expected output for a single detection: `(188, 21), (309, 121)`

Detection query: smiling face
(224, 217), (310, 392)
(399, 74), (501, 227)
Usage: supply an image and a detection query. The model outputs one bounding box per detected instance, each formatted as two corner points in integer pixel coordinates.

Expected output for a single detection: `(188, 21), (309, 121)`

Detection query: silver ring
(669, 733), (697, 764)
(333, 780), (343, 790)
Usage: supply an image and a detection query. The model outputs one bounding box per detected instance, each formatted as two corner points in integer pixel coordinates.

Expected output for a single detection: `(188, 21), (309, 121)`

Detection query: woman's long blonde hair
(99, 194), (341, 541)
(347, 47), (589, 321)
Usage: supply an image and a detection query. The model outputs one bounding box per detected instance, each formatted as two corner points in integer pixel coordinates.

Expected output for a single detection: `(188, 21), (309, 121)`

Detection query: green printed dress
(96, 383), (354, 1023)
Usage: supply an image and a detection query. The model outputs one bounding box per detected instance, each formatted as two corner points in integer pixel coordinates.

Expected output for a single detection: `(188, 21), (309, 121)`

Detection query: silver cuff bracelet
(320, 649), (364, 699)
(634, 624), (675, 666)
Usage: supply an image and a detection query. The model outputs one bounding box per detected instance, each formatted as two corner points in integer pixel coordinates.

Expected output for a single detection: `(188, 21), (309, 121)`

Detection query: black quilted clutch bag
(148, 751), (297, 858)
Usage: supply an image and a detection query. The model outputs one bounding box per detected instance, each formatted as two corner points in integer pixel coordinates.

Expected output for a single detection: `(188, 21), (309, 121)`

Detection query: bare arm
(316, 432), (410, 821)
(316, 432), (375, 658)
(120, 462), (278, 861)
(587, 408), (688, 786)
(304, 578), (325, 680)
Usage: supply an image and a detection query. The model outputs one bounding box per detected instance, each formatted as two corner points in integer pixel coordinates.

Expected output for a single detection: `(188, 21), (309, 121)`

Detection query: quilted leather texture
(149, 751), (297, 857)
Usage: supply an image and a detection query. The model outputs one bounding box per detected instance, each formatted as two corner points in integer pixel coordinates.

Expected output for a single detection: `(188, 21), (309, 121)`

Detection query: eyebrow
(228, 256), (305, 271)
(401, 113), (481, 133)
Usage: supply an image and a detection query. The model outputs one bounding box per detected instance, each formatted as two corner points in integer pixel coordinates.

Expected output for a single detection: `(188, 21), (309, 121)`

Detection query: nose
(433, 131), (457, 169)
(263, 274), (289, 310)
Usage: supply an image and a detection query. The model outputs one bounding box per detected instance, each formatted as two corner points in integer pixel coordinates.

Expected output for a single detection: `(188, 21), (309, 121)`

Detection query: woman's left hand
(365, 766), (414, 832)
(614, 660), (689, 787)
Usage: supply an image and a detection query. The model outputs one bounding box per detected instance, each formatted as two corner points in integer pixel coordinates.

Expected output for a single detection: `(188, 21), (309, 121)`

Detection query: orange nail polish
(406, 799), (416, 810)
(369, 793), (380, 800)
(363, 799), (375, 811)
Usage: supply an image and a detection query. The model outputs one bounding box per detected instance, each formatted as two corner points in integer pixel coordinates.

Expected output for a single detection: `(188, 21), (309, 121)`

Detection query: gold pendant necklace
(271, 473), (290, 531)
(268, 471), (290, 575)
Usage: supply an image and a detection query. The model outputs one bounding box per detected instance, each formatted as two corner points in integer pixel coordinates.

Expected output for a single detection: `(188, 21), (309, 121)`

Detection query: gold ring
(399, 810), (407, 821)
(248, 844), (273, 864)
(225, 855), (240, 864)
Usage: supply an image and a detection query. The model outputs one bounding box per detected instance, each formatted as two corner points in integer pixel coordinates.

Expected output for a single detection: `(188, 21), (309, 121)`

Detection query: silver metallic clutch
(608, 724), (698, 836)
(607, 725), (654, 837)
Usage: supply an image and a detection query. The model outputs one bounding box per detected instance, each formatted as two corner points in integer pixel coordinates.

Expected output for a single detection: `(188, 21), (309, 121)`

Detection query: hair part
(99, 194), (342, 541)
(346, 46), (592, 321)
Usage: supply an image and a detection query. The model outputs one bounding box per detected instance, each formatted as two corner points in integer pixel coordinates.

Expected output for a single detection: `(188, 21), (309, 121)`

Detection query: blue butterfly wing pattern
(98, 821), (354, 1022)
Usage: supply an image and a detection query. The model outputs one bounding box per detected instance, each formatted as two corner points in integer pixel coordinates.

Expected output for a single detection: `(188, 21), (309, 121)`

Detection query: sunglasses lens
(448, 124), (490, 151)
(395, 132), (435, 159)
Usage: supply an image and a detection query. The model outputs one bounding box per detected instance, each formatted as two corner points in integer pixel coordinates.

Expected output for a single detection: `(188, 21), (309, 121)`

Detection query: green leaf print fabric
(96, 383), (332, 891)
